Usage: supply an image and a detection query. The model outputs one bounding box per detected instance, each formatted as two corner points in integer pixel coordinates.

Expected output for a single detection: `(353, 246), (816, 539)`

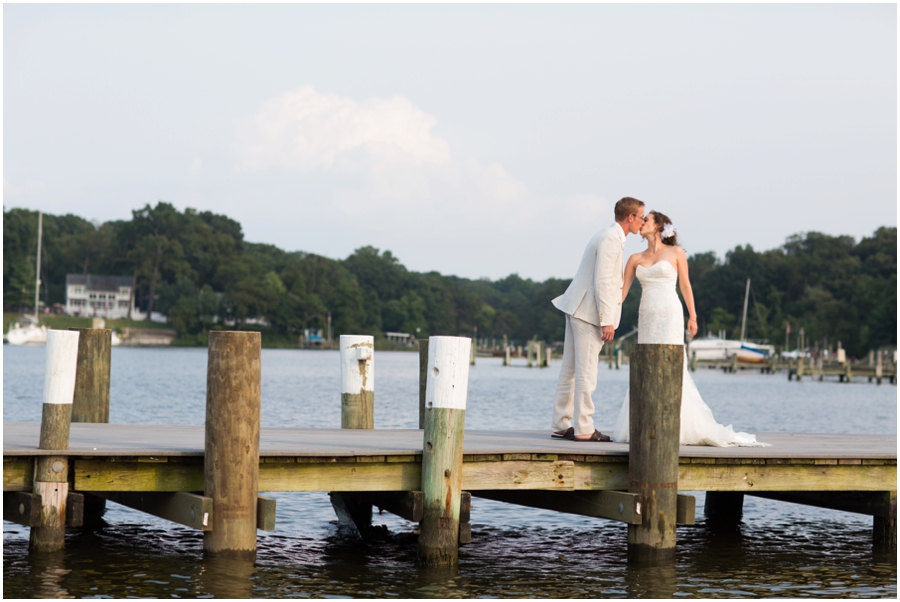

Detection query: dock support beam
(627, 343), (683, 564)
(31, 330), (80, 553)
(70, 327), (112, 524)
(704, 492), (744, 530)
(419, 336), (471, 568)
(204, 331), (261, 561)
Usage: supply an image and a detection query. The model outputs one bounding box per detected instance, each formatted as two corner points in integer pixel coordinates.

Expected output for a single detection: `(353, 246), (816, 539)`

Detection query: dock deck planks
(3, 422), (895, 460)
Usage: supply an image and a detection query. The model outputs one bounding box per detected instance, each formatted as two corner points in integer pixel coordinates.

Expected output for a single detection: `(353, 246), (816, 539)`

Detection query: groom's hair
(614, 197), (645, 221)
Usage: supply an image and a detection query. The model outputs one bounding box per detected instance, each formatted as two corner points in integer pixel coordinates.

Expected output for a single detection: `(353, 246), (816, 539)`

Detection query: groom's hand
(601, 325), (615, 343)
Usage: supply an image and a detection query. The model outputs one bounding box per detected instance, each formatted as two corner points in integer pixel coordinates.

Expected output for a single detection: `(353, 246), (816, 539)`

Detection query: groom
(550, 197), (645, 441)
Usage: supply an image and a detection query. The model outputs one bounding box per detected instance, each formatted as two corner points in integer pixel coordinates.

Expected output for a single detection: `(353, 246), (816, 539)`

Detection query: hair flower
(661, 224), (676, 239)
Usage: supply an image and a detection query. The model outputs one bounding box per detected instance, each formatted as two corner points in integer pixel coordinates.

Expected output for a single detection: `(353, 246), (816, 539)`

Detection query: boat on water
(687, 278), (775, 363)
(5, 317), (48, 345)
(687, 337), (775, 363)
(3, 211), (122, 347)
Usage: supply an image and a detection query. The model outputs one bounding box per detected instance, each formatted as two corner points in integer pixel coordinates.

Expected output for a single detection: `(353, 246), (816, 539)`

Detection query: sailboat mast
(739, 277), (750, 343)
(34, 211), (43, 322)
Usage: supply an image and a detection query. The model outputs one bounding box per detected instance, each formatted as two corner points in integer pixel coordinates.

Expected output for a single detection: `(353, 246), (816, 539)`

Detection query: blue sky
(3, 4), (896, 280)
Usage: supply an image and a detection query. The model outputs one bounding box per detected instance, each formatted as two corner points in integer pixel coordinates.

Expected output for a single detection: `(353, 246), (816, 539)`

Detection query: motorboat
(5, 317), (48, 345)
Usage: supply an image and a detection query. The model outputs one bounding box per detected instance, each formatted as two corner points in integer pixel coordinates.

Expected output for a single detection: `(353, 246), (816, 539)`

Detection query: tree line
(3, 203), (895, 357)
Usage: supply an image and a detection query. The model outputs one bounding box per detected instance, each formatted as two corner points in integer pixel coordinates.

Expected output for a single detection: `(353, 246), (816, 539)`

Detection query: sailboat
(6, 212), (48, 345)
(688, 278), (775, 363)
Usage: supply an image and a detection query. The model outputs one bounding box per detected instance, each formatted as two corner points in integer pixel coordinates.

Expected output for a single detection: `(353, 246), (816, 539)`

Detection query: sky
(3, 4), (896, 281)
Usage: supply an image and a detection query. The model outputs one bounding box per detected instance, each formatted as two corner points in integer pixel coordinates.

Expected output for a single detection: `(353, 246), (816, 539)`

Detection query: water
(4, 346), (897, 597)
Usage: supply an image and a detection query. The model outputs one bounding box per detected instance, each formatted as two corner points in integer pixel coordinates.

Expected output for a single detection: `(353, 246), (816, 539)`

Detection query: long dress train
(611, 261), (769, 447)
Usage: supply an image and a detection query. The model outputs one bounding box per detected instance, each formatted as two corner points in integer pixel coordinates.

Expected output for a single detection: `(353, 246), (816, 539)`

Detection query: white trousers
(551, 314), (605, 436)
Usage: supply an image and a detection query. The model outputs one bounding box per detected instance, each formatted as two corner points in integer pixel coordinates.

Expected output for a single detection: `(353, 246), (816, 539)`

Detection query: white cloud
(234, 85), (450, 173)
(189, 157), (203, 175)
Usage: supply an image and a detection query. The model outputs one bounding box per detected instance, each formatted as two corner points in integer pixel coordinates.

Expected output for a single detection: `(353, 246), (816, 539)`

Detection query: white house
(66, 274), (135, 319)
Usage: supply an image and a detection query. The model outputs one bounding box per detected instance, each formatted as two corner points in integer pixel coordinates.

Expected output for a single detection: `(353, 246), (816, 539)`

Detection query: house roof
(66, 274), (133, 292)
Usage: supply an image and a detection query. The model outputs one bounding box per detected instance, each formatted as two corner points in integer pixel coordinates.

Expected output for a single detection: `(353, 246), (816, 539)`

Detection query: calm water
(3, 345), (897, 598)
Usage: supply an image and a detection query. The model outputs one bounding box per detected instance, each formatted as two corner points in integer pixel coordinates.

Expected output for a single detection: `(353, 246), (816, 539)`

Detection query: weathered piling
(69, 327), (112, 523)
(690, 350), (697, 372)
(31, 330), (80, 553)
(503, 345), (510, 367)
(470, 338), (476, 366)
(876, 350), (884, 385)
(69, 328), (111, 423)
(334, 335), (376, 534)
(545, 345), (552, 368)
(527, 341), (534, 368)
(204, 331), (261, 560)
(419, 339), (429, 428)
(419, 336), (471, 567)
(874, 491), (896, 548)
(340, 335), (374, 429)
(627, 343), (683, 564)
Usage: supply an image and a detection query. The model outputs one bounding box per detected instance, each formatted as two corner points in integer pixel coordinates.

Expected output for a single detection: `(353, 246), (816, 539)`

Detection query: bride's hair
(649, 211), (678, 246)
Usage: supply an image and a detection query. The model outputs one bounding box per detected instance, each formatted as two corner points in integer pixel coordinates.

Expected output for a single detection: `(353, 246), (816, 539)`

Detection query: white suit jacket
(551, 224), (626, 328)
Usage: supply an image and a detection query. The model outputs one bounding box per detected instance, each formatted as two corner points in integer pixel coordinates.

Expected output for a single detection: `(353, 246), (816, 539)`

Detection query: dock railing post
(204, 331), (261, 561)
(31, 330), (80, 553)
(69, 327), (112, 523)
(419, 336), (471, 567)
(419, 338), (429, 428)
(339, 335), (374, 429)
(627, 343), (683, 564)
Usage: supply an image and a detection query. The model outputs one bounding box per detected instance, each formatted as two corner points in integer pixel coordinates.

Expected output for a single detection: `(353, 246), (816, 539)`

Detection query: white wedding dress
(612, 261), (769, 447)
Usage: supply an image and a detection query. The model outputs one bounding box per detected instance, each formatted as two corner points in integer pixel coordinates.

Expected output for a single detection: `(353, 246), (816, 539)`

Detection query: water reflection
(28, 550), (71, 599)
(196, 556), (257, 598)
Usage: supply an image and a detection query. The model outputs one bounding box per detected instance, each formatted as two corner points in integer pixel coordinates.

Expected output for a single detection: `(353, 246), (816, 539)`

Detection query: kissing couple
(550, 197), (768, 447)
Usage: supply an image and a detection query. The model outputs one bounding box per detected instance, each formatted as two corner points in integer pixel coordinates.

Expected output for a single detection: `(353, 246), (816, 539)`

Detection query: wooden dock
(5, 422), (895, 526)
(5, 331), (896, 567)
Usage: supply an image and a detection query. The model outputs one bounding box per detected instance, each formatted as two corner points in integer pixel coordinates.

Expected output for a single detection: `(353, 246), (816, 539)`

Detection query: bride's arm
(622, 254), (639, 303)
(676, 248), (698, 338)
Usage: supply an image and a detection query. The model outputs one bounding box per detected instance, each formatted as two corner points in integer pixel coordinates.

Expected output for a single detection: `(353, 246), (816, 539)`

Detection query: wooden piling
(203, 331), (261, 561)
(470, 338), (476, 366)
(419, 336), (471, 568)
(874, 492), (896, 548)
(339, 335), (374, 429)
(30, 330), (80, 553)
(419, 339), (429, 428)
(545, 345), (552, 368)
(844, 360), (852, 384)
(876, 350), (883, 385)
(69, 328), (111, 423)
(527, 341), (534, 368)
(627, 343), (683, 564)
(69, 328), (112, 524)
(503, 345), (510, 367)
(615, 347), (621, 370)
(334, 335), (376, 534)
(730, 353), (738, 374)
(690, 350), (697, 372)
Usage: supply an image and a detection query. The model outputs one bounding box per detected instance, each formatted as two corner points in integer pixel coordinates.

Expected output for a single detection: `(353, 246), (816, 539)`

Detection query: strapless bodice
(636, 261), (677, 290)
(635, 261), (683, 345)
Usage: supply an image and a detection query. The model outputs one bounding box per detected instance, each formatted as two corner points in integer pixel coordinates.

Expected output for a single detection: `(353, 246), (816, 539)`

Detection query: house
(66, 274), (135, 319)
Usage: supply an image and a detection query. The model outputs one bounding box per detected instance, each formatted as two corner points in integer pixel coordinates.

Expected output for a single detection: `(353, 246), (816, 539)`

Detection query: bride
(612, 210), (769, 447)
